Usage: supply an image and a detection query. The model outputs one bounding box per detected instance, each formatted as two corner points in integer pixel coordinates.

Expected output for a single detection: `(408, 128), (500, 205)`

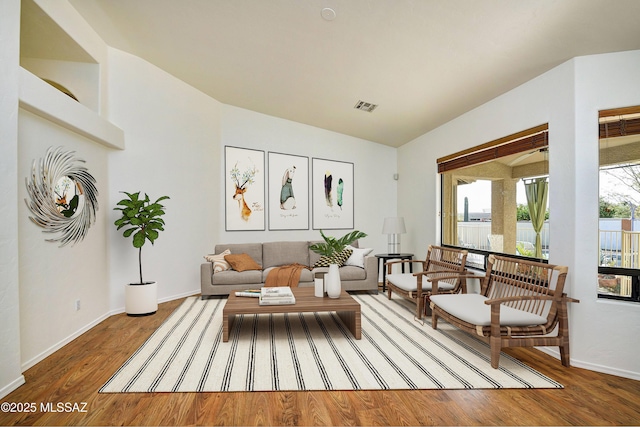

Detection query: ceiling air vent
(354, 100), (378, 113)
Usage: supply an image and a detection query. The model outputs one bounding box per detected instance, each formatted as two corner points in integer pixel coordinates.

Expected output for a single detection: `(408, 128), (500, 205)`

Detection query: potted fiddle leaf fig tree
(114, 191), (169, 316)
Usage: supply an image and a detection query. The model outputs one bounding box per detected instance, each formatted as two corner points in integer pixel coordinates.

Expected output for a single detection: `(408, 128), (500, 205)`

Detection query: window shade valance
(599, 107), (640, 139)
(437, 124), (548, 173)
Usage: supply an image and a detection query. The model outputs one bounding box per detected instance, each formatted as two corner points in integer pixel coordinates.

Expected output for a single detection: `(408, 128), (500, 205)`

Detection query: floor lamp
(382, 217), (406, 255)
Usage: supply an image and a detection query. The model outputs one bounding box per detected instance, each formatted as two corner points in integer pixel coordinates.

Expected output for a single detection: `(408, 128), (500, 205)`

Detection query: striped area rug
(100, 293), (562, 392)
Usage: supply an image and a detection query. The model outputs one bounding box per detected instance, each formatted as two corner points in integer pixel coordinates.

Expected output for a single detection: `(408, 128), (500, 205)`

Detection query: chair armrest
(421, 272), (477, 295)
(385, 259), (426, 273)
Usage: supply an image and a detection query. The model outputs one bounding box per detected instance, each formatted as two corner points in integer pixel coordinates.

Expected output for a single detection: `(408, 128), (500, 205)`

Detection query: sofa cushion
(309, 239), (359, 267)
(387, 273), (455, 292)
(312, 248), (353, 268)
(262, 266), (314, 283)
(345, 245), (373, 268)
(430, 294), (547, 327)
(215, 243), (263, 267)
(263, 241), (310, 268)
(212, 270), (262, 285)
(225, 253), (262, 272)
(203, 249), (231, 273)
(311, 265), (366, 281)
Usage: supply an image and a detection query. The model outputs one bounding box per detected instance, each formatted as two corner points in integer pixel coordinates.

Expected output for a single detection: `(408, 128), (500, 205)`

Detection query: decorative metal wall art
(25, 146), (98, 247)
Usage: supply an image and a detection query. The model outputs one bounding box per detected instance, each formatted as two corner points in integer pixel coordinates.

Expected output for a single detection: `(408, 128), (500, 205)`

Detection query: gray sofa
(200, 240), (378, 297)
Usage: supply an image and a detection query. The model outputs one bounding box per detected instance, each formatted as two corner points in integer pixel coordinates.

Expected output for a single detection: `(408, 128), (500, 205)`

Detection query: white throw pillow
(204, 249), (231, 273)
(345, 245), (373, 268)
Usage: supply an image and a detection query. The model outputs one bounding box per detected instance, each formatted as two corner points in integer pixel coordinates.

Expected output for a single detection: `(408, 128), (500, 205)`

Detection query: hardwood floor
(1, 296), (639, 426)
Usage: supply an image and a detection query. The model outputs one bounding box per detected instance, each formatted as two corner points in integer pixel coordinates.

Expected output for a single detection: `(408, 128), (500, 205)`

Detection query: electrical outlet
(75, 299), (81, 311)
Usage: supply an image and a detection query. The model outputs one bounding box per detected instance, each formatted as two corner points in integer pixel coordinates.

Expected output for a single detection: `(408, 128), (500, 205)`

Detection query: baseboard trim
(571, 358), (640, 381)
(110, 289), (200, 316)
(0, 375), (25, 400)
(21, 313), (110, 372)
(538, 346), (640, 380)
(20, 290), (200, 373)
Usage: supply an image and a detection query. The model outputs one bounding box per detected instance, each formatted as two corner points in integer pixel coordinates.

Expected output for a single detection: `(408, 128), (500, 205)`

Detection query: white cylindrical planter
(314, 272), (325, 297)
(325, 264), (341, 298)
(125, 281), (158, 316)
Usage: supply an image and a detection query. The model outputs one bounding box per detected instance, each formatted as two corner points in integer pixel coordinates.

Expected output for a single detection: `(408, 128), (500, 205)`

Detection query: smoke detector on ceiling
(354, 100), (378, 113)
(321, 8), (336, 21)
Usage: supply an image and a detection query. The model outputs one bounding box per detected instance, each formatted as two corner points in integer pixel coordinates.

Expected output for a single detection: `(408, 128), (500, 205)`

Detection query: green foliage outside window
(516, 204), (549, 221)
(599, 197), (632, 218)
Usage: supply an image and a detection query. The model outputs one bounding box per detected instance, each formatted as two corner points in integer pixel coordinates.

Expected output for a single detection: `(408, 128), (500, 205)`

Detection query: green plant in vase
(310, 229), (367, 259)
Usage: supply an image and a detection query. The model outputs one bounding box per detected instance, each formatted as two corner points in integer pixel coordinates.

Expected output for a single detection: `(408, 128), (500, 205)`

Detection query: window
(598, 106), (640, 302)
(439, 125), (549, 269)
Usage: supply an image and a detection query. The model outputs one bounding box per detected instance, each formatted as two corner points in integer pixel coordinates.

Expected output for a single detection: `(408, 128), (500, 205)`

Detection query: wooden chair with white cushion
(385, 245), (468, 320)
(429, 254), (579, 369)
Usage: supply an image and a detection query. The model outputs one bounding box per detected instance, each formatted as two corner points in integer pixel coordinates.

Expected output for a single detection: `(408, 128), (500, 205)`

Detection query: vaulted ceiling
(67, 0), (640, 147)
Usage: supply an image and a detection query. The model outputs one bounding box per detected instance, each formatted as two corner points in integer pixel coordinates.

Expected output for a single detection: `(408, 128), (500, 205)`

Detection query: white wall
(0, 0), (25, 398)
(106, 48), (223, 310)
(105, 48), (396, 312)
(17, 111), (111, 368)
(218, 105), (397, 253)
(399, 50), (640, 379)
(571, 51), (640, 378)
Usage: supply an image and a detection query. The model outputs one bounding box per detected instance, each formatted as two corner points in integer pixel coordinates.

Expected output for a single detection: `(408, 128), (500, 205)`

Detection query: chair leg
(490, 336), (501, 369)
(490, 305), (501, 369)
(416, 297), (423, 320)
(387, 287), (392, 299)
(423, 296), (432, 317)
(558, 301), (572, 367)
(431, 311), (439, 329)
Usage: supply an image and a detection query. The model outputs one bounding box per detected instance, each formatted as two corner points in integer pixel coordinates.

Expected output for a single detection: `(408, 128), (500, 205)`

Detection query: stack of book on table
(259, 286), (296, 305)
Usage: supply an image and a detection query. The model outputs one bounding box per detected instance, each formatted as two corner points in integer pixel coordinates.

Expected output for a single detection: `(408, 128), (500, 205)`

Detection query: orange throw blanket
(264, 263), (309, 288)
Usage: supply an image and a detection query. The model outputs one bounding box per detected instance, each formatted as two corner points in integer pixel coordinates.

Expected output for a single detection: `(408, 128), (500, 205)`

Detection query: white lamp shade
(382, 217), (406, 234)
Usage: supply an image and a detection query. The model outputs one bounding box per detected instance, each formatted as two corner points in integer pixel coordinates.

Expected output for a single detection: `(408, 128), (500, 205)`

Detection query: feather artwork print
(324, 171), (333, 207)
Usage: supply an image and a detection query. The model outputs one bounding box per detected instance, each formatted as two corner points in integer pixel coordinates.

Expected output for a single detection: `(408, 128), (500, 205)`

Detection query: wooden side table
(375, 253), (414, 292)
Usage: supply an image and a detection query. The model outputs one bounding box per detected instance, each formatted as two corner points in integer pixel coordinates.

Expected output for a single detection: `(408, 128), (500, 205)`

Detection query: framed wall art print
(268, 152), (309, 230)
(312, 157), (354, 230)
(225, 146), (265, 231)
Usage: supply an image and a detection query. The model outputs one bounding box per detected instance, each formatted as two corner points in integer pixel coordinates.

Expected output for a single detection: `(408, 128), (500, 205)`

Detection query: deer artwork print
(230, 161), (257, 221)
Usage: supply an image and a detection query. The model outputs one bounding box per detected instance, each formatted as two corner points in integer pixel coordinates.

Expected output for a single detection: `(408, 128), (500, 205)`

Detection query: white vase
(326, 264), (341, 298)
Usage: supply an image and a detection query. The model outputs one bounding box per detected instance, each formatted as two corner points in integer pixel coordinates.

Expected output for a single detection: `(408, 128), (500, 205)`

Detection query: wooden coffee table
(222, 287), (361, 342)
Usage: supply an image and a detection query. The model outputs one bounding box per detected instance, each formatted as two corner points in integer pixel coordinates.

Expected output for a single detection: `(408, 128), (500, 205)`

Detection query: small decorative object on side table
(374, 253), (414, 292)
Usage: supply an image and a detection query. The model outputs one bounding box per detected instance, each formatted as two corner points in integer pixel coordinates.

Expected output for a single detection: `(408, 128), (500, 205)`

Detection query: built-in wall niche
(19, 0), (99, 113)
